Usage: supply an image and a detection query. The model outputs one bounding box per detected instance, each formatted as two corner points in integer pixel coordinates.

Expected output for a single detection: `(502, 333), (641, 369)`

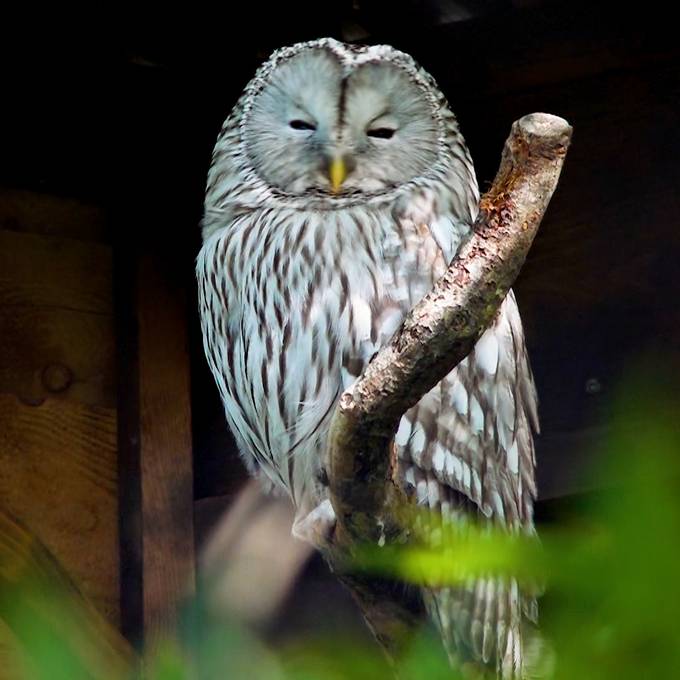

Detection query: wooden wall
(0, 189), (119, 668)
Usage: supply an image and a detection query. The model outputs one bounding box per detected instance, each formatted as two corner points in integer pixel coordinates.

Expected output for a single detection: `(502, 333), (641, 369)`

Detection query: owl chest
(223, 211), (448, 398)
(205, 214), (380, 470)
(231, 215), (383, 380)
(200, 208), (449, 497)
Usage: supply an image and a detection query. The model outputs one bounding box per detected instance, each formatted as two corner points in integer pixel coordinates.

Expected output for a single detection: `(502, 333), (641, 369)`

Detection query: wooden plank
(138, 251), (195, 641)
(0, 395), (119, 624)
(0, 229), (112, 313)
(0, 507), (134, 679)
(0, 198), (120, 641)
(0, 188), (108, 243)
(0, 306), (115, 410)
(0, 229), (115, 409)
(113, 245), (143, 646)
(116, 250), (195, 645)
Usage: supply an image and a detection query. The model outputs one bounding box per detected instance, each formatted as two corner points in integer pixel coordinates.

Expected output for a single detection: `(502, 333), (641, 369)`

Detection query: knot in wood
(41, 363), (73, 393)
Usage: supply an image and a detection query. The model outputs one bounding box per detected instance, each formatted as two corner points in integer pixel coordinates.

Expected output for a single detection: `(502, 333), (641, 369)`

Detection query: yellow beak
(329, 156), (347, 193)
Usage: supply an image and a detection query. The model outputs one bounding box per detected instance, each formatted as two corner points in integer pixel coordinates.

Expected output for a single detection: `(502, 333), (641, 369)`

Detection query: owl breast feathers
(197, 38), (539, 678)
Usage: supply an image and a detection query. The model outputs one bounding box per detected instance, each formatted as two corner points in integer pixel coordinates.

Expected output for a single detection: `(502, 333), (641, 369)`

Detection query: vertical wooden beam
(114, 60), (200, 649)
(137, 253), (195, 642)
(114, 245), (143, 645)
(115, 246), (196, 647)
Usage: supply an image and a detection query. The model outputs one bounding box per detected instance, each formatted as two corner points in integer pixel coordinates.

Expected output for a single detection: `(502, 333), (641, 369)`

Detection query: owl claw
(292, 499), (337, 548)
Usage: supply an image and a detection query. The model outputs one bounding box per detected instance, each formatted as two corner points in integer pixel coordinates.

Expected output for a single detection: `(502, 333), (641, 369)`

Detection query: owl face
(242, 44), (441, 195)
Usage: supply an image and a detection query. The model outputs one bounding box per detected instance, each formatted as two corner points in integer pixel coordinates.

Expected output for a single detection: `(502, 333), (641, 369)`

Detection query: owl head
(205, 39), (476, 226)
(241, 39), (448, 195)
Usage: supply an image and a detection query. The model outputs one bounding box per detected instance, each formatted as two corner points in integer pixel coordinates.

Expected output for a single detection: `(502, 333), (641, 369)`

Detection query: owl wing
(344, 207), (539, 678)
(400, 295), (539, 679)
(396, 292), (539, 528)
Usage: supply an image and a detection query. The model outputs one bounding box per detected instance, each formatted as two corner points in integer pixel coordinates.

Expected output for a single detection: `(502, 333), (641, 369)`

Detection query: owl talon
(292, 499), (337, 548)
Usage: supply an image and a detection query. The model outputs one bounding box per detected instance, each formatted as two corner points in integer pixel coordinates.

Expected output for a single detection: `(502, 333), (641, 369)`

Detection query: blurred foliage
(1, 366), (679, 679)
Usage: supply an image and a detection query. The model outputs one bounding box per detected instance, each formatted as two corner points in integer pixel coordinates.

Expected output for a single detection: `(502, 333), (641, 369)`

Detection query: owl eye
(367, 127), (396, 139)
(289, 119), (316, 131)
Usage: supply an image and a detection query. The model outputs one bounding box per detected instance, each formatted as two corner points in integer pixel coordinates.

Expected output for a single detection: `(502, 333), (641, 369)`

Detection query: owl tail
(425, 577), (543, 679)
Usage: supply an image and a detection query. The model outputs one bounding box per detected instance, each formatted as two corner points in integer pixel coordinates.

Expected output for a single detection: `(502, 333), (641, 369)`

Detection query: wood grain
(0, 193), (120, 643)
(0, 229), (112, 313)
(0, 395), (119, 624)
(0, 305), (115, 410)
(0, 229), (115, 409)
(137, 252), (196, 643)
(0, 507), (134, 679)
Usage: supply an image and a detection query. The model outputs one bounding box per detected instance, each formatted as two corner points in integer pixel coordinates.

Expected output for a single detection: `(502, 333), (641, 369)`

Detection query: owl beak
(329, 156), (348, 193)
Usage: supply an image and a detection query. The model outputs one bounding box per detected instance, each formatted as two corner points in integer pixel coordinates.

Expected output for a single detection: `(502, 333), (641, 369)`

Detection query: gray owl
(197, 38), (539, 678)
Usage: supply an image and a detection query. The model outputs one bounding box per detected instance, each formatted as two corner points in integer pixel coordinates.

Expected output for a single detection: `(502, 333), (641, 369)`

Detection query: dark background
(3, 0), (679, 644)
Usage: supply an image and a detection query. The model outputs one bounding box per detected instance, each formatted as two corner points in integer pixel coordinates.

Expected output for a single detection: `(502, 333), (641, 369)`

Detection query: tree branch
(323, 113), (572, 653)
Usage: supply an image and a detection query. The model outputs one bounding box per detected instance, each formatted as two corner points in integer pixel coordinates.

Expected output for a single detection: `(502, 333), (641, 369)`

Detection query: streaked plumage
(197, 38), (539, 678)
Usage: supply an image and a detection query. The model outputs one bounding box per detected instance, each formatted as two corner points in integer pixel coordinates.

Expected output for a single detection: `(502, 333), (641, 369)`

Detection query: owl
(197, 38), (539, 678)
